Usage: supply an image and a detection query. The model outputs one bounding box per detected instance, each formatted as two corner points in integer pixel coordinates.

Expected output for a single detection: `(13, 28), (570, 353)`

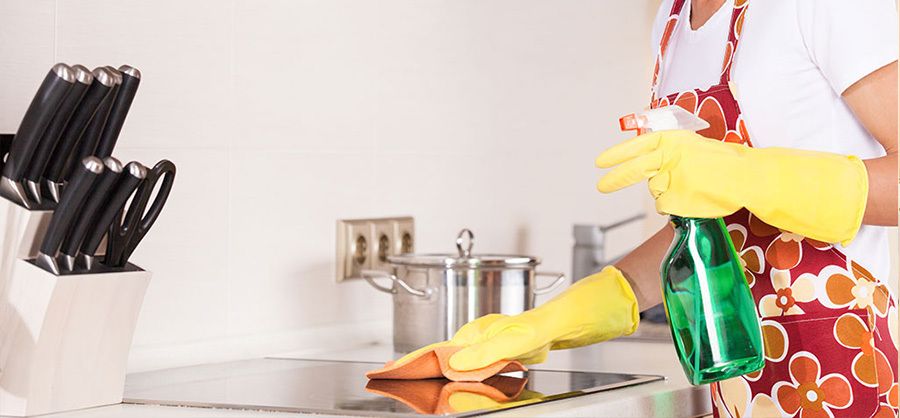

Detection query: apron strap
(720, 0), (749, 85)
(650, 0), (687, 101)
(651, 0), (749, 100)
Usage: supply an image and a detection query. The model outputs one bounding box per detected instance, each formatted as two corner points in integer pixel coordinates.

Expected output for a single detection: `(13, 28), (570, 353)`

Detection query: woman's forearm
(614, 224), (672, 311)
(844, 61), (898, 226)
(863, 153), (898, 226)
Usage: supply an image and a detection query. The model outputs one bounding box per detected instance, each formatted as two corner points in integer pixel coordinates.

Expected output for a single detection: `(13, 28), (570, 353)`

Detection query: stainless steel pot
(363, 229), (567, 353)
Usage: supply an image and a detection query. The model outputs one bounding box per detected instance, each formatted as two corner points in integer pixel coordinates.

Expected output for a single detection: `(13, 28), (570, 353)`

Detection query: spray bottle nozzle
(618, 106), (710, 134)
(618, 113), (642, 133)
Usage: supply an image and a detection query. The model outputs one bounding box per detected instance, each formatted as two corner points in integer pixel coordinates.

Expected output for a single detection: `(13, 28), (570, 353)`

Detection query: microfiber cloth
(365, 346), (527, 382)
(365, 375), (528, 415)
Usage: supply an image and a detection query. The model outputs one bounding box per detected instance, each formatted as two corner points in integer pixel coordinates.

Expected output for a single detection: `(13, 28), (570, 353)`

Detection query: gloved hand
(595, 130), (868, 245)
(396, 266), (640, 371)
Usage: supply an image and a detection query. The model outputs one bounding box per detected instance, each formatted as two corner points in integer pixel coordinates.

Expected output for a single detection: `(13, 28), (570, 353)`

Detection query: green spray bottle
(619, 107), (764, 385)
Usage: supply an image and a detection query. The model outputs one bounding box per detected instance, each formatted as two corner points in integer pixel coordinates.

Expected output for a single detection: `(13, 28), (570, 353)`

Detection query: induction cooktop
(124, 358), (662, 417)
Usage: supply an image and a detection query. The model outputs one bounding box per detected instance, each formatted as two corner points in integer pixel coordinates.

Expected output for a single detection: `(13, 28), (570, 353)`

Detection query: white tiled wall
(1, 0), (663, 371)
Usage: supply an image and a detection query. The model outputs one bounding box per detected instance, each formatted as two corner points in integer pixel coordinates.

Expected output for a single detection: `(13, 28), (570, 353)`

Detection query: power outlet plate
(335, 220), (372, 282)
(336, 216), (415, 282)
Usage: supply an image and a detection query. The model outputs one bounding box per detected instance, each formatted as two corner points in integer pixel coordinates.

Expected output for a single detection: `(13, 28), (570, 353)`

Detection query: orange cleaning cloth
(365, 375), (528, 415)
(365, 346), (527, 382)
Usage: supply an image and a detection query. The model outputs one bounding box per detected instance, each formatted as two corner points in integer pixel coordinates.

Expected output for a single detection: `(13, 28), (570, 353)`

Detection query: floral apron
(650, 1), (899, 417)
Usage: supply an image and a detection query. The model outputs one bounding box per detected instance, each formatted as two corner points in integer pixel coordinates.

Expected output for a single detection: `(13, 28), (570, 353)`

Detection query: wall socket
(336, 217), (415, 282)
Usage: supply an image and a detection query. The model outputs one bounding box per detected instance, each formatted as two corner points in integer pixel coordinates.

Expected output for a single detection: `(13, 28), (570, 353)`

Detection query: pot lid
(386, 228), (541, 268)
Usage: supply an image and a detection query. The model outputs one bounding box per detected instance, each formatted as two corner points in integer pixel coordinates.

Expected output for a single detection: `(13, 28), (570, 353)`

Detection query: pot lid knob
(456, 228), (474, 258)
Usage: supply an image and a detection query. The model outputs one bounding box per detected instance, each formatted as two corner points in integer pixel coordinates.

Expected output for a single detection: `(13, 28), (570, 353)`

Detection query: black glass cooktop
(124, 358), (662, 417)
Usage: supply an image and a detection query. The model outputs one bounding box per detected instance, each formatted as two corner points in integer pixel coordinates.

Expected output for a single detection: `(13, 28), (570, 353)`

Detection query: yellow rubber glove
(397, 266), (639, 371)
(595, 130), (868, 245)
(447, 389), (545, 413)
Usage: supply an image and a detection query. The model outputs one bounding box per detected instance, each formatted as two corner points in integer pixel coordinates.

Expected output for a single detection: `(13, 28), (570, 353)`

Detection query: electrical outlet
(393, 217), (415, 255)
(336, 219), (373, 282)
(371, 221), (394, 272)
(336, 216), (415, 282)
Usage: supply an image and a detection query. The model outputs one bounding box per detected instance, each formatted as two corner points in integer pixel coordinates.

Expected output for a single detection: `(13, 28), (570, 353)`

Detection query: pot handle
(456, 228), (474, 258)
(361, 270), (432, 298)
(532, 272), (567, 295)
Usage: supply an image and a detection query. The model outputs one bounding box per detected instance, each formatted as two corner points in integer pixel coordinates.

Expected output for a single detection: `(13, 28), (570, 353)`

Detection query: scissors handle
(105, 159), (176, 267)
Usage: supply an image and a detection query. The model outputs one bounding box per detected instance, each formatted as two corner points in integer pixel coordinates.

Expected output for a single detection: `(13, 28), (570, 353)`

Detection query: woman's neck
(690, 0), (727, 30)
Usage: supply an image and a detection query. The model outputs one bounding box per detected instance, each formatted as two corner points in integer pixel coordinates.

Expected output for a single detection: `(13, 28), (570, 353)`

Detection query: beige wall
(0, 0), (660, 370)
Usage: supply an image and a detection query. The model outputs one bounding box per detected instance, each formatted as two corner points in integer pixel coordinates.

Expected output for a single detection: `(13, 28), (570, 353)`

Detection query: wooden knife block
(0, 198), (152, 416)
(0, 197), (52, 282)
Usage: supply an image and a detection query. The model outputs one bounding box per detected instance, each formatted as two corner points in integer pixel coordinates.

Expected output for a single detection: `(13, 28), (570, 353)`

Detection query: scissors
(104, 159), (176, 267)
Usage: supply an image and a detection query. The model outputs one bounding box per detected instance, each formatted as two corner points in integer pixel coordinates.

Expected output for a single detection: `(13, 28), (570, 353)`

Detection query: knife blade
(58, 157), (123, 271)
(78, 161), (146, 270)
(36, 156), (104, 275)
(0, 63), (76, 208)
(94, 65), (141, 158)
(41, 67), (115, 203)
(23, 65), (93, 205)
(60, 68), (121, 184)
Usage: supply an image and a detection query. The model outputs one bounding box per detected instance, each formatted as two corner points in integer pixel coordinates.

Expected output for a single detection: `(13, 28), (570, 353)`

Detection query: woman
(399, 1), (899, 416)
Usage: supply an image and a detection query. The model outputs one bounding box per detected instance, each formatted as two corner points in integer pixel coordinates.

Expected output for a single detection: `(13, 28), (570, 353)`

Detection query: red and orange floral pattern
(758, 270), (816, 317)
(833, 312), (893, 394)
(773, 352), (853, 418)
(818, 263), (892, 321)
(889, 306), (898, 350)
(727, 224), (764, 287)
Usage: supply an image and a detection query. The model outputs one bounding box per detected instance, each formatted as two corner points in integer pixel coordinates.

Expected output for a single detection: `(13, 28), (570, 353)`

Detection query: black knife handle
(40, 157), (104, 256)
(0, 134), (14, 172)
(24, 65), (93, 185)
(61, 74), (120, 183)
(4, 63), (76, 182)
(42, 67), (115, 184)
(59, 157), (123, 258)
(95, 65), (140, 158)
(80, 161), (146, 257)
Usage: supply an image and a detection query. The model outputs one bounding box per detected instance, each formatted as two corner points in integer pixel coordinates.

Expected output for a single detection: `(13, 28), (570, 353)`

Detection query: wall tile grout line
(225, 0), (237, 338)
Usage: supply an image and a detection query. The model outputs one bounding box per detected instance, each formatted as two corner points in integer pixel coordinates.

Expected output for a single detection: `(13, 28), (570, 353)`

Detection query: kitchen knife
(78, 161), (146, 270)
(0, 63), (76, 208)
(94, 65), (141, 158)
(60, 68), (121, 183)
(42, 67), (115, 203)
(58, 157), (123, 271)
(36, 156), (104, 275)
(23, 65), (93, 205)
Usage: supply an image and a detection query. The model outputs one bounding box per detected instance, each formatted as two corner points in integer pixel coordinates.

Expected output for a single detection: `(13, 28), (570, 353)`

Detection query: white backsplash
(0, 0), (670, 371)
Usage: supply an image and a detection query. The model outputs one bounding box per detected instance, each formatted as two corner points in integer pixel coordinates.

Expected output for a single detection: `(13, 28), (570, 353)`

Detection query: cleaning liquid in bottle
(619, 106), (764, 385)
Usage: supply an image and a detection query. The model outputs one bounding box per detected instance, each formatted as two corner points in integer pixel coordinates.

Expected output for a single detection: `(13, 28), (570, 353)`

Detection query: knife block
(0, 134), (54, 286)
(0, 198), (53, 286)
(0, 259), (151, 416)
(0, 139), (148, 418)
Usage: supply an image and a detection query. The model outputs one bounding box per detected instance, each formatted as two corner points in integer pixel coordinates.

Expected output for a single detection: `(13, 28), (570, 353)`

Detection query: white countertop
(26, 335), (711, 418)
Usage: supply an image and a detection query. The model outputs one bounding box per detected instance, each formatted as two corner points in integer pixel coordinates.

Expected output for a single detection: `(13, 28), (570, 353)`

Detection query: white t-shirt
(651, 0), (899, 279)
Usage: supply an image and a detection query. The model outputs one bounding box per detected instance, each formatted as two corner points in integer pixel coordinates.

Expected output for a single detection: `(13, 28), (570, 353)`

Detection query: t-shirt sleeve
(797, 0), (899, 95)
